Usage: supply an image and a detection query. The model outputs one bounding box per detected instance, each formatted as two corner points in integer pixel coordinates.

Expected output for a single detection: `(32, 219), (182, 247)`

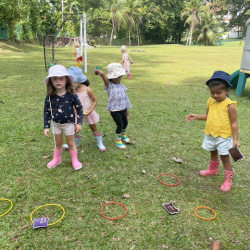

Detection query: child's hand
(44, 129), (50, 137)
(233, 139), (240, 148)
(186, 114), (196, 122)
(126, 109), (130, 117)
(131, 61), (134, 64)
(75, 124), (82, 134)
(84, 110), (92, 116)
(94, 69), (99, 75)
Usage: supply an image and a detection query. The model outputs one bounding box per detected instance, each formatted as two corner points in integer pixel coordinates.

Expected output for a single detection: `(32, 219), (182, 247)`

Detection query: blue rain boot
(94, 133), (106, 151)
(63, 134), (82, 150)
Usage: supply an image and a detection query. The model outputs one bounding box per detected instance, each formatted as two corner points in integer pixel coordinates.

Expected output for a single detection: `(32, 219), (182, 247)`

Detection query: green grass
(0, 41), (250, 250)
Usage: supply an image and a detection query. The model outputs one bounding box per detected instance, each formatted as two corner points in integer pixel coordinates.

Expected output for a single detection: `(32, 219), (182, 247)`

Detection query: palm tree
(181, 0), (204, 46)
(109, 0), (125, 45)
(123, 0), (143, 46)
(193, 9), (222, 46)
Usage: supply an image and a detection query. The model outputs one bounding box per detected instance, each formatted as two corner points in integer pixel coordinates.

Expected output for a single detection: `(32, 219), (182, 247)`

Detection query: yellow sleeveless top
(205, 97), (237, 138)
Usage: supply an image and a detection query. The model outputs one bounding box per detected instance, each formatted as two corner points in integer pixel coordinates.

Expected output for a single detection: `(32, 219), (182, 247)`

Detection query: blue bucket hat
(68, 66), (87, 83)
(206, 71), (232, 87)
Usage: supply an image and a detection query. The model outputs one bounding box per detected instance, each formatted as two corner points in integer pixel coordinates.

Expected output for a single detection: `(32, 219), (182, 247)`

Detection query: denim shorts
(202, 134), (233, 156)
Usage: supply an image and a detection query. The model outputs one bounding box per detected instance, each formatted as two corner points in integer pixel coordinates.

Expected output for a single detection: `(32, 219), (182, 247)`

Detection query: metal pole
(80, 18), (82, 56)
(83, 13), (87, 73)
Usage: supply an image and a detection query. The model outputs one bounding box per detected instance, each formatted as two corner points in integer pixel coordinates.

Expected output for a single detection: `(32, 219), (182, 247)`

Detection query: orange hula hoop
(101, 202), (127, 220)
(158, 173), (180, 186)
(195, 206), (216, 220)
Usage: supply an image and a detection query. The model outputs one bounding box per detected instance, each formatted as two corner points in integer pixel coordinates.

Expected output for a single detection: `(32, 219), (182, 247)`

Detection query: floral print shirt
(104, 81), (132, 111)
(44, 92), (83, 128)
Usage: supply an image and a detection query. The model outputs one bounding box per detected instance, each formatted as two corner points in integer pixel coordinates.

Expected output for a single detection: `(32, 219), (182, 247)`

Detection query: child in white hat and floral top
(94, 63), (132, 149)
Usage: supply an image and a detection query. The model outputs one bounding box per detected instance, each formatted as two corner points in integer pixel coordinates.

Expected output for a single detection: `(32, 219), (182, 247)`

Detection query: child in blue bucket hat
(186, 71), (240, 192)
(63, 66), (106, 151)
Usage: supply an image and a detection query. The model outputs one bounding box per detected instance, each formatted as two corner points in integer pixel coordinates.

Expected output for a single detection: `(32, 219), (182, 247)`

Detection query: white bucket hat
(107, 63), (126, 79)
(45, 65), (74, 85)
(120, 45), (127, 51)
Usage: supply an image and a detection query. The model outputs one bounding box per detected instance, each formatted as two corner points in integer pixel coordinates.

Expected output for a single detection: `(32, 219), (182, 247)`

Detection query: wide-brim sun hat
(206, 71), (232, 87)
(45, 65), (74, 85)
(107, 63), (126, 79)
(68, 66), (87, 83)
(120, 45), (127, 51)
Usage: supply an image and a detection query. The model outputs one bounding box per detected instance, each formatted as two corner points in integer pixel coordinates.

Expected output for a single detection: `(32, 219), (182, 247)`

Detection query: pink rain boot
(70, 150), (82, 170)
(47, 149), (63, 169)
(220, 169), (234, 192)
(128, 72), (132, 79)
(200, 160), (221, 176)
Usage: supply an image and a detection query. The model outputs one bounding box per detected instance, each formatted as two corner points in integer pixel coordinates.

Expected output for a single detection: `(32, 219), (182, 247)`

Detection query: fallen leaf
(85, 175), (91, 179)
(78, 218), (82, 220)
(92, 186), (96, 189)
(81, 150), (85, 153)
(212, 240), (220, 250)
(102, 133), (106, 137)
(30, 139), (35, 142)
(42, 156), (50, 159)
(16, 177), (21, 183)
(77, 240), (83, 244)
(172, 157), (183, 163)
(0, 101), (4, 104)
(149, 114), (153, 116)
(232, 240), (239, 243)
(142, 169), (146, 174)
(22, 143), (26, 146)
(125, 155), (132, 159)
(124, 193), (131, 198)
(22, 225), (29, 230)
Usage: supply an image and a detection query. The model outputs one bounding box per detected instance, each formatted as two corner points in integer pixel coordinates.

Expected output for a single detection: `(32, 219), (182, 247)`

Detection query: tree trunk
(189, 28), (193, 46)
(110, 17), (115, 46)
(205, 32), (206, 46)
(129, 26), (131, 46)
(137, 26), (140, 46)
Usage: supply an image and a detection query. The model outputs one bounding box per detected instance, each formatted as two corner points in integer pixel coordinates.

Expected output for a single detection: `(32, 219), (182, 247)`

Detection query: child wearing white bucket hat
(119, 45), (133, 79)
(94, 63), (132, 149)
(62, 66), (106, 151)
(44, 65), (84, 170)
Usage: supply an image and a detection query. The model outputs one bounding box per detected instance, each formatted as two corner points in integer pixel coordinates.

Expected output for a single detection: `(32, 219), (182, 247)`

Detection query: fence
(91, 36), (155, 46)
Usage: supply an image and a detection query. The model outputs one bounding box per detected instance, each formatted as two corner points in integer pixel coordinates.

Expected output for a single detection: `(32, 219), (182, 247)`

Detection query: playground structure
(231, 19), (250, 96)
(43, 13), (87, 72)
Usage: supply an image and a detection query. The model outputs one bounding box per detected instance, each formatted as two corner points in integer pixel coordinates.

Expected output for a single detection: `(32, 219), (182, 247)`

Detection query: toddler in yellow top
(186, 71), (240, 192)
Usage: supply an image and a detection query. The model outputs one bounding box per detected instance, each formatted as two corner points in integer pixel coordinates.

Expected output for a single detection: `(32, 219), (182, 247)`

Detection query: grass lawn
(0, 41), (250, 250)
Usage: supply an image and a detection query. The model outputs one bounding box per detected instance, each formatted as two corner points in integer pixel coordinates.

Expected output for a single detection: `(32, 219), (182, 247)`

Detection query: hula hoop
(101, 202), (127, 220)
(195, 206), (216, 221)
(30, 204), (65, 226)
(0, 199), (13, 218)
(158, 173), (180, 186)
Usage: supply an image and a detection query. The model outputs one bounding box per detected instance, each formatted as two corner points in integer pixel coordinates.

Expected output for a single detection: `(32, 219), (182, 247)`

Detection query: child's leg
(220, 155), (233, 171)
(210, 150), (219, 161)
(220, 154), (234, 192)
(200, 150), (221, 176)
(47, 133), (63, 169)
(66, 134), (82, 170)
(54, 134), (63, 150)
(89, 123), (99, 135)
(110, 111), (126, 149)
(65, 135), (77, 151)
(90, 123), (106, 151)
(121, 110), (130, 143)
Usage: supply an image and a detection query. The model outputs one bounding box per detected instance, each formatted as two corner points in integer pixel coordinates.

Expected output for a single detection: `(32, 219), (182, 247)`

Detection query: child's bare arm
(128, 55), (133, 63)
(94, 69), (109, 88)
(85, 88), (97, 115)
(228, 104), (240, 148)
(186, 109), (208, 122)
(119, 54), (125, 64)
